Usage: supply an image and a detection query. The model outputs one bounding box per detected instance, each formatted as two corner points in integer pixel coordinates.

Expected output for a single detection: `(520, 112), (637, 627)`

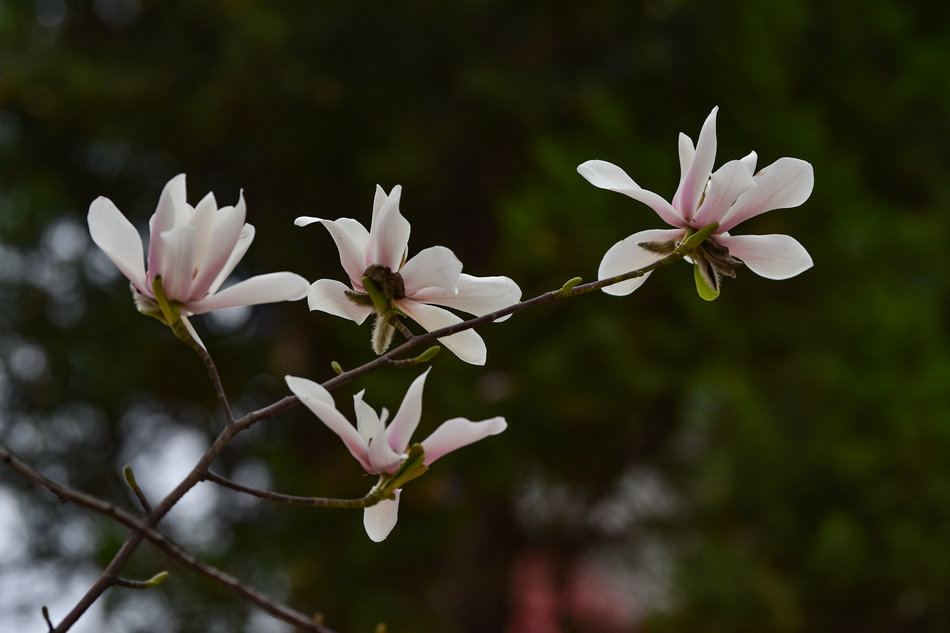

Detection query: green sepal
(680, 222), (719, 253)
(384, 443), (428, 492)
(142, 571), (170, 588)
(693, 264), (720, 301)
(152, 276), (202, 350)
(361, 275), (392, 317)
(412, 346), (441, 364)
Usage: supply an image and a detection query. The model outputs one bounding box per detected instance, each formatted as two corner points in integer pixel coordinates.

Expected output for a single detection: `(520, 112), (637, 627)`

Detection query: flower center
(344, 264), (406, 308)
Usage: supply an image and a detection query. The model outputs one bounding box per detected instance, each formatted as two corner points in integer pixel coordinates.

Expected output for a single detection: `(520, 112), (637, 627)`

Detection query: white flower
(88, 174), (309, 338)
(285, 368), (507, 541)
(295, 185), (521, 365)
(578, 107), (813, 298)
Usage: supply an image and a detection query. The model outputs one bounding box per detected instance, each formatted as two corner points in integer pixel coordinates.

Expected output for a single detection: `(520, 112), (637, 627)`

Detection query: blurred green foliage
(2, 1), (950, 632)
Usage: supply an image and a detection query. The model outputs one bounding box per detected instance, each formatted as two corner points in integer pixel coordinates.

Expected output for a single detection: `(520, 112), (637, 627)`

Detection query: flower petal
(158, 226), (197, 302)
(148, 174), (188, 277)
(421, 416), (508, 466)
(597, 228), (684, 296)
(307, 278), (374, 324)
(186, 272), (309, 313)
(190, 194), (247, 301)
(577, 160), (684, 227)
(691, 158), (756, 227)
(364, 489), (401, 542)
(719, 157), (814, 233)
(296, 217), (371, 287)
(716, 233), (813, 280)
(672, 107), (718, 217)
(411, 274), (521, 321)
(399, 246), (463, 296)
(285, 375), (372, 471)
(368, 185), (410, 272)
(206, 223), (255, 295)
(397, 300), (487, 365)
(386, 368), (430, 453)
(87, 197), (148, 293)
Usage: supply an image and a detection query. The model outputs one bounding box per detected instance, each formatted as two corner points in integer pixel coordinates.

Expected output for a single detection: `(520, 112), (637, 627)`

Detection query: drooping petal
(179, 315), (206, 350)
(186, 272), (309, 313)
(597, 228), (684, 296)
(296, 217), (371, 287)
(307, 278), (374, 324)
(368, 185), (411, 272)
(397, 299), (487, 365)
(385, 369), (430, 453)
(411, 274), (521, 322)
(399, 246), (463, 296)
(364, 489), (401, 542)
(420, 416), (508, 466)
(206, 223), (255, 295)
(189, 195), (246, 300)
(672, 107), (718, 217)
(87, 197), (148, 294)
(148, 174), (188, 276)
(716, 233), (813, 280)
(285, 375), (372, 471)
(691, 158), (756, 227)
(577, 160), (684, 227)
(157, 226), (196, 302)
(718, 157), (814, 233)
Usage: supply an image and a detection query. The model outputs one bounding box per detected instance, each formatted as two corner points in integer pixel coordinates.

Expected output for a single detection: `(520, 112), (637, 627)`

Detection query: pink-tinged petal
(411, 274), (521, 321)
(421, 416), (507, 466)
(719, 158), (814, 233)
(285, 375), (372, 471)
(577, 160), (684, 227)
(673, 107), (718, 217)
(676, 132), (695, 188)
(187, 192), (218, 268)
(364, 489), (400, 542)
(157, 226), (196, 302)
(717, 233), (813, 279)
(307, 278), (374, 324)
(398, 299), (487, 365)
(189, 196), (246, 301)
(386, 368), (430, 453)
(206, 223), (254, 295)
(296, 217), (371, 287)
(186, 272), (309, 313)
(368, 185), (410, 272)
(87, 197), (148, 293)
(148, 174), (188, 274)
(399, 246), (462, 295)
(691, 159), (756, 227)
(597, 228), (684, 296)
(370, 184), (388, 226)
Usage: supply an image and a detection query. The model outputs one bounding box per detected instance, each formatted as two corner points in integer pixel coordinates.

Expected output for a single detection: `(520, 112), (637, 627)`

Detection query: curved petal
(297, 218), (371, 287)
(421, 416), (507, 466)
(691, 158), (756, 227)
(148, 174), (188, 273)
(364, 489), (401, 542)
(87, 197), (148, 293)
(597, 228), (683, 296)
(386, 368), (431, 453)
(740, 150), (758, 175)
(397, 300), (487, 365)
(285, 375), (371, 471)
(368, 185), (410, 272)
(719, 157), (814, 233)
(186, 272), (309, 313)
(411, 274), (521, 321)
(716, 233), (813, 280)
(399, 246), (463, 296)
(673, 107), (718, 217)
(180, 315), (205, 350)
(189, 195), (246, 300)
(676, 132), (695, 186)
(157, 226), (196, 302)
(577, 160), (684, 227)
(207, 223), (255, 295)
(307, 278), (374, 324)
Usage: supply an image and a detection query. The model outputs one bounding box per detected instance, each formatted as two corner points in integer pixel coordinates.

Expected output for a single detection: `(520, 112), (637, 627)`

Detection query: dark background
(2, 1), (949, 632)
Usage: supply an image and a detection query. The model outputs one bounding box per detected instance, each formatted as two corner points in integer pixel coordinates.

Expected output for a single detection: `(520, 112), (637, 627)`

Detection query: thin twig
(203, 471), (376, 508)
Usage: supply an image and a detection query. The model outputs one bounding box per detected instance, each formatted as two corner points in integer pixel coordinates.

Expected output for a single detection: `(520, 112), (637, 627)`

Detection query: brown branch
(203, 470), (376, 508)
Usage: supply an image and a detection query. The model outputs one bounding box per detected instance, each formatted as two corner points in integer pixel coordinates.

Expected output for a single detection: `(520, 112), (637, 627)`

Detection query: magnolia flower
(88, 174), (309, 341)
(295, 185), (521, 365)
(285, 368), (507, 541)
(578, 106), (813, 299)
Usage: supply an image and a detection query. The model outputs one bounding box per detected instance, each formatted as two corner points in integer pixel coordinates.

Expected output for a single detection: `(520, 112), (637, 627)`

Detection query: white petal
(399, 246), (462, 295)
(206, 223), (255, 295)
(87, 197), (148, 293)
(190, 194), (246, 300)
(577, 160), (684, 227)
(186, 272), (309, 313)
(717, 233), (813, 279)
(691, 158), (756, 227)
(397, 300), (487, 365)
(672, 106), (718, 217)
(298, 217), (372, 287)
(740, 151), (758, 174)
(411, 274), (521, 321)
(597, 228), (684, 296)
(420, 416), (507, 466)
(307, 278), (373, 324)
(364, 489), (401, 542)
(676, 132), (695, 185)
(179, 315), (206, 350)
(148, 174), (188, 273)
(719, 158), (814, 233)
(385, 368), (431, 453)
(285, 375), (372, 471)
(368, 185), (410, 272)
(158, 226), (197, 302)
